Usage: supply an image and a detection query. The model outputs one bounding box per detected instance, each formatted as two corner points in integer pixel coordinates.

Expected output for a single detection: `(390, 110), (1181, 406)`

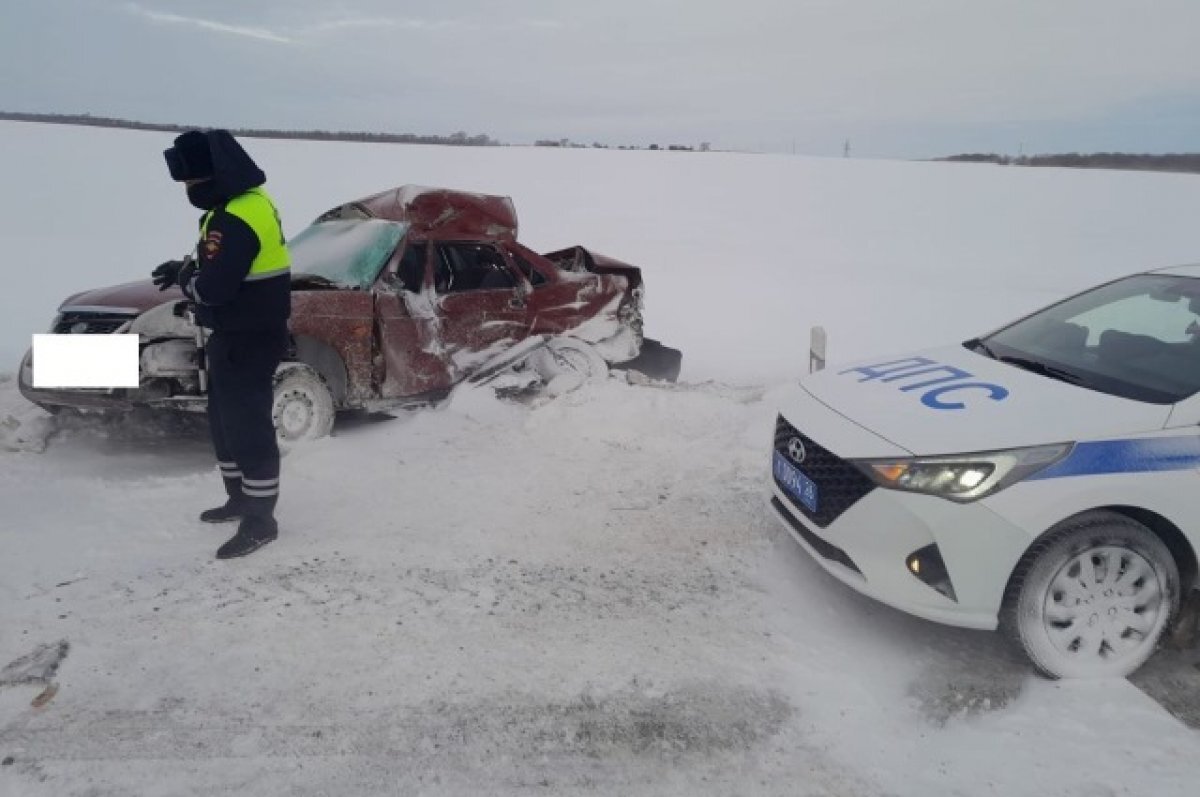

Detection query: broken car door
(374, 239), (454, 398)
(505, 242), (614, 337)
(433, 242), (532, 379)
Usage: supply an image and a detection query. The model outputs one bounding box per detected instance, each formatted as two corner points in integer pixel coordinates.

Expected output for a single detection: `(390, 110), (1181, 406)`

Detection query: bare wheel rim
(550, 346), (594, 376)
(274, 388), (314, 439)
(1041, 545), (1165, 666)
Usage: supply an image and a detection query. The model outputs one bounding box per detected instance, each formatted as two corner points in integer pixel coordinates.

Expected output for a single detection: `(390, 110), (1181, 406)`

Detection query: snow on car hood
(800, 344), (1172, 456)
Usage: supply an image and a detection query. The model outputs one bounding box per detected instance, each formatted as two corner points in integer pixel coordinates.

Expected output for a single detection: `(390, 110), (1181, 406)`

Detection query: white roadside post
(809, 326), (826, 373)
(187, 305), (208, 394)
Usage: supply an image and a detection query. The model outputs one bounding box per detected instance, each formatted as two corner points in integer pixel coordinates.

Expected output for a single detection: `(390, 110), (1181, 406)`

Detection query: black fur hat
(164, 130), (214, 182)
(163, 130), (266, 209)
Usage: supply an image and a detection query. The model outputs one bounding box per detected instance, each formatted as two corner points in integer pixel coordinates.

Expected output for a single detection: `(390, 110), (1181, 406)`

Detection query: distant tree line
(940, 152), (1200, 174)
(0, 111), (500, 147)
(2, 112), (724, 153)
(535, 138), (713, 152)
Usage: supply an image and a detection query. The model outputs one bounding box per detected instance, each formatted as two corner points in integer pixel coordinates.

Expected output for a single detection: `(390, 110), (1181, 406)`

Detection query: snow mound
(0, 373), (56, 453)
(443, 377), (530, 424)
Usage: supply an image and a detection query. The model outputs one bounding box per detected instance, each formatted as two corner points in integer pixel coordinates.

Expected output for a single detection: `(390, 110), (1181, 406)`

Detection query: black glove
(152, 260), (184, 291)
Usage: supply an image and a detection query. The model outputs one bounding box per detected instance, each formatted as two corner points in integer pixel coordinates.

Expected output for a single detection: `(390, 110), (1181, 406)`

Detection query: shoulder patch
(202, 229), (223, 260)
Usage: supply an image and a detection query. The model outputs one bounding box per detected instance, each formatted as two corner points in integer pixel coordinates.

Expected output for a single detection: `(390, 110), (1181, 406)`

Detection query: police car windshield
(288, 219), (408, 289)
(981, 274), (1200, 404)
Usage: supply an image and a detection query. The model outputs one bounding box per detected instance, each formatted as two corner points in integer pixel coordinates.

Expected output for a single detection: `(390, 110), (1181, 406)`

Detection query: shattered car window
(289, 219), (408, 289)
(512, 251), (548, 287)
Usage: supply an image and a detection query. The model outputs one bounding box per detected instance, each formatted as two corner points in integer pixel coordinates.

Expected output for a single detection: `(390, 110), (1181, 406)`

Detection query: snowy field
(2, 121), (1200, 795)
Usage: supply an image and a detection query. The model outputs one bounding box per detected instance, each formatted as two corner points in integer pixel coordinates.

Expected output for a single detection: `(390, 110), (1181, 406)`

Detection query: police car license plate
(773, 450), (819, 513)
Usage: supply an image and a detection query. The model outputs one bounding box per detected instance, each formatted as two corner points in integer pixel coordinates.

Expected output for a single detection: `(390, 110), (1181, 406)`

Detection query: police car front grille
(54, 312), (135, 334)
(774, 414), (875, 528)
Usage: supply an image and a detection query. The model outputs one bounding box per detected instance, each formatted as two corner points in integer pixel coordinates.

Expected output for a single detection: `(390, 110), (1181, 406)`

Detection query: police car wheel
(272, 363), (335, 443)
(1002, 511), (1180, 679)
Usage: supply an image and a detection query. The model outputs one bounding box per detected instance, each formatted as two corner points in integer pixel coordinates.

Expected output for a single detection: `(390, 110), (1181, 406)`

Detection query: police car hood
(800, 344), (1172, 456)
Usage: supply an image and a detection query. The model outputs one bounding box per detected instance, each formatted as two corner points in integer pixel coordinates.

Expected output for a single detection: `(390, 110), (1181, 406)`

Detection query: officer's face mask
(165, 134), (219, 209)
(185, 179), (221, 211)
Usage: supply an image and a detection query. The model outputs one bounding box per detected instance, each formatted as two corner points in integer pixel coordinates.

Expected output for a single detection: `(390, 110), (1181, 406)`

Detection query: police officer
(152, 130), (291, 559)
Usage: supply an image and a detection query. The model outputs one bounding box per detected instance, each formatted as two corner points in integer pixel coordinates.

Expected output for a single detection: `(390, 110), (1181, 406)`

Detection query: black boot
(199, 476), (245, 523)
(216, 495), (278, 559)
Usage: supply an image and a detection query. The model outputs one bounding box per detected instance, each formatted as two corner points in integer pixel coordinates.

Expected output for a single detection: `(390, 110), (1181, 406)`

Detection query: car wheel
(530, 337), (608, 392)
(1001, 511), (1180, 679)
(272, 363), (335, 443)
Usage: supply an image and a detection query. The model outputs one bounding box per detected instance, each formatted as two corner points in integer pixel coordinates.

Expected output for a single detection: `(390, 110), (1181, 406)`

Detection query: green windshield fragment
(289, 219), (408, 289)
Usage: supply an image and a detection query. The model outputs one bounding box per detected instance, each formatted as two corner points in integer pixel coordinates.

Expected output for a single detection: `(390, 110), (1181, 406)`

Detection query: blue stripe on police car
(1029, 436), (1200, 480)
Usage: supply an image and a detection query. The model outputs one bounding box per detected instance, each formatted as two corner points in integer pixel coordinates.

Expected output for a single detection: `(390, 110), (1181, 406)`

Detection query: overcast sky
(3, 0), (1199, 158)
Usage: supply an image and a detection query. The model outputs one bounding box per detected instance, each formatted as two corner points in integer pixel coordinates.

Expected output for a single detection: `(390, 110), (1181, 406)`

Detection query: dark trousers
(205, 328), (287, 508)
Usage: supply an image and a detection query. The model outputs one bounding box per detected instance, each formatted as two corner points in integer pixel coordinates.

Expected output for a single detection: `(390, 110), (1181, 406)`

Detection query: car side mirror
(508, 282), (529, 309)
(381, 271), (408, 292)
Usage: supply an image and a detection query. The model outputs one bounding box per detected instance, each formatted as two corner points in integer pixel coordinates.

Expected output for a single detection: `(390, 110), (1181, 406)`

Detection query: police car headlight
(854, 443), (1072, 502)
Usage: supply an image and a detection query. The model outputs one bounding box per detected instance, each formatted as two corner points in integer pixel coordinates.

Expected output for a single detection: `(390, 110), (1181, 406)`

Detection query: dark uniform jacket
(180, 131), (291, 332)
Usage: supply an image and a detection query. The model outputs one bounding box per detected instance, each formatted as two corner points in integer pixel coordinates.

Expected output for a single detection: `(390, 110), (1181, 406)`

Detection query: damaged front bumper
(17, 347), (208, 414)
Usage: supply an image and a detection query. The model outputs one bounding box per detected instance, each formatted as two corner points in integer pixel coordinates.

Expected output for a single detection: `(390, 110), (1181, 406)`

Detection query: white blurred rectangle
(32, 334), (140, 388)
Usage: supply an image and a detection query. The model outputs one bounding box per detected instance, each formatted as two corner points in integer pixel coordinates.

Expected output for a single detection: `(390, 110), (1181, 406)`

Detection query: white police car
(771, 266), (1200, 678)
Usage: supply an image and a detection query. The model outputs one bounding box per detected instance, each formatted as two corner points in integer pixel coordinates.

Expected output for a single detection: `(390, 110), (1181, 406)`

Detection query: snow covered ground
(2, 121), (1200, 795)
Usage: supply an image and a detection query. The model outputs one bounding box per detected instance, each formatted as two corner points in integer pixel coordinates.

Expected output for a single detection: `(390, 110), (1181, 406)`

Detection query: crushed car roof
(314, 185), (519, 241)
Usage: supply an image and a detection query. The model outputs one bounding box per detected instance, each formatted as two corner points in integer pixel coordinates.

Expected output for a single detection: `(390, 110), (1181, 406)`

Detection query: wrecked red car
(19, 185), (675, 439)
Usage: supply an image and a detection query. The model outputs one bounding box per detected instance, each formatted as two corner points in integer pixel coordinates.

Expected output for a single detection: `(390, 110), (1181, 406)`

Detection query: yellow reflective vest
(202, 187), (290, 281)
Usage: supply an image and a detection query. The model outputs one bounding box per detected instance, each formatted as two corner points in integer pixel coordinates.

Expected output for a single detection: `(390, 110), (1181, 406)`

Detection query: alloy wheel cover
(1039, 544), (1166, 671)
